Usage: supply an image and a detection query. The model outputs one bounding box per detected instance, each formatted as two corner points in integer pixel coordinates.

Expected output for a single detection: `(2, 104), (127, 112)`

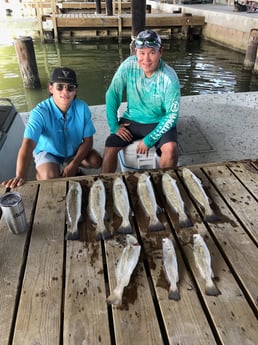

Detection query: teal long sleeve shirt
(105, 55), (180, 148)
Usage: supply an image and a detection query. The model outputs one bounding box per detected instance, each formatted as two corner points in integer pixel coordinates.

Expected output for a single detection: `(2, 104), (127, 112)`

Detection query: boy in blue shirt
(102, 30), (180, 173)
(2, 67), (102, 188)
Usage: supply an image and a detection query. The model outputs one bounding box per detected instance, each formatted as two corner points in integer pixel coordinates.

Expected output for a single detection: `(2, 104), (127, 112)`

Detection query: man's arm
(1, 138), (36, 188)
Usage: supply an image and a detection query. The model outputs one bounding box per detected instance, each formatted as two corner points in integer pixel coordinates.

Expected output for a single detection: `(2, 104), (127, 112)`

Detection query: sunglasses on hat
(135, 37), (160, 49)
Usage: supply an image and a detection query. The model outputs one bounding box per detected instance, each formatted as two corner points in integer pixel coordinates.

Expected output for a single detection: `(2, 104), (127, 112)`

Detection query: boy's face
(49, 82), (77, 109)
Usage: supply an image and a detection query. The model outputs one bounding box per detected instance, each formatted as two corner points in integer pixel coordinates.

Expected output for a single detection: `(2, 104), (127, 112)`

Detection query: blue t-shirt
(24, 97), (96, 158)
(106, 55), (180, 148)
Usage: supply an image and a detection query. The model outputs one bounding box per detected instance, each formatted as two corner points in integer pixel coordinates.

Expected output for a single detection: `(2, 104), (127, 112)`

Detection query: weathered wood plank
(25, 1), (132, 10)
(105, 238), (164, 345)
(124, 172), (217, 345)
(172, 167), (258, 344)
(203, 165), (258, 244)
(191, 165), (258, 312)
(55, 13), (205, 29)
(0, 183), (38, 345)
(178, 166), (258, 312)
(12, 181), (66, 344)
(102, 175), (164, 345)
(64, 240), (111, 345)
(228, 161), (258, 199)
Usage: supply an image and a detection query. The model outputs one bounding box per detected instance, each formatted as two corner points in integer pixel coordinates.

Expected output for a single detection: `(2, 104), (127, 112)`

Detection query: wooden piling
(252, 46), (258, 74)
(243, 29), (258, 71)
(106, 0), (113, 16)
(95, 0), (101, 14)
(131, 0), (146, 38)
(14, 36), (41, 89)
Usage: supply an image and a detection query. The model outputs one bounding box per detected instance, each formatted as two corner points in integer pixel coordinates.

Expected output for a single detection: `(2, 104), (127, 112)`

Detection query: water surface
(0, 38), (257, 112)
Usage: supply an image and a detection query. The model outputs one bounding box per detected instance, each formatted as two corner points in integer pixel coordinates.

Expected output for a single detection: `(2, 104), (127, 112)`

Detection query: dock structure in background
(23, 1), (205, 42)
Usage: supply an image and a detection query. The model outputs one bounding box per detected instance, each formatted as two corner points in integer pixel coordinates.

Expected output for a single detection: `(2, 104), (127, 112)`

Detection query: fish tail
(178, 214), (192, 228)
(65, 226), (80, 241)
(148, 217), (165, 232)
(96, 225), (112, 241)
(205, 279), (220, 296)
(106, 288), (122, 306)
(116, 220), (132, 234)
(168, 286), (181, 301)
(204, 209), (218, 223)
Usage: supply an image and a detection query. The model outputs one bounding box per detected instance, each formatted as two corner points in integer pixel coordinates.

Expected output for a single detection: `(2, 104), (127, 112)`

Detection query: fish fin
(148, 218), (165, 232)
(106, 289), (122, 306)
(168, 287), (180, 301)
(65, 230), (80, 241)
(205, 280), (220, 296)
(178, 214), (192, 228)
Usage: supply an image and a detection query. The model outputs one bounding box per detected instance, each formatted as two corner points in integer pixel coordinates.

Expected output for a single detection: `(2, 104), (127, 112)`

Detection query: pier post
(253, 47), (258, 74)
(95, 0), (101, 14)
(131, 0), (146, 38)
(243, 29), (258, 71)
(14, 36), (41, 89)
(106, 0), (113, 16)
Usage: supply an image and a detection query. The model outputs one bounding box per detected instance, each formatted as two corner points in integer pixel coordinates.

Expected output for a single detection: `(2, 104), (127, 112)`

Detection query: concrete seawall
(147, 1), (258, 53)
(20, 91), (258, 176)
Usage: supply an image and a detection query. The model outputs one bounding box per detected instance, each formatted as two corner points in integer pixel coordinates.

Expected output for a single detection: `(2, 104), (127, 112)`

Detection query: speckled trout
(107, 234), (141, 306)
(193, 234), (220, 296)
(182, 168), (217, 222)
(65, 181), (82, 240)
(112, 176), (132, 234)
(162, 173), (192, 228)
(137, 173), (164, 232)
(88, 178), (111, 241)
(162, 237), (180, 300)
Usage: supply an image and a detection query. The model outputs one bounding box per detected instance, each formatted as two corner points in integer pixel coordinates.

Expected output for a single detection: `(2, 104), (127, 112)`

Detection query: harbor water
(1, 38), (258, 113)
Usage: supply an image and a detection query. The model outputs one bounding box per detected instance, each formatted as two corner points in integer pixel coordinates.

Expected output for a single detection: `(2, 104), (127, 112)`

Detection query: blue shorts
(33, 151), (73, 168)
(105, 118), (177, 156)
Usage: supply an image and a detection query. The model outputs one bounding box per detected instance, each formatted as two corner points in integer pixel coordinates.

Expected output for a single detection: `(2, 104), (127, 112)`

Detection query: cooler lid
(0, 98), (17, 133)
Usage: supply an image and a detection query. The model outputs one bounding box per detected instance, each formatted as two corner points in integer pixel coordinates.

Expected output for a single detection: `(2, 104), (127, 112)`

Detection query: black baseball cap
(134, 30), (162, 49)
(50, 67), (78, 85)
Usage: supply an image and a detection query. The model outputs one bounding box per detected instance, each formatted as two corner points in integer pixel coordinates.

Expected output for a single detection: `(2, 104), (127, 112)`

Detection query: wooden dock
(0, 159), (257, 344)
(24, 1), (205, 41)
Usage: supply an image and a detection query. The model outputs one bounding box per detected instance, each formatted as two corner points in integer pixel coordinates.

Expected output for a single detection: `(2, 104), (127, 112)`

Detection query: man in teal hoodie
(102, 29), (180, 173)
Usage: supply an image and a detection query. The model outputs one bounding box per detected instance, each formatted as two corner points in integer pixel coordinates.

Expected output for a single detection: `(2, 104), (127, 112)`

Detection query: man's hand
(60, 161), (78, 178)
(116, 123), (133, 142)
(136, 140), (149, 156)
(1, 176), (25, 188)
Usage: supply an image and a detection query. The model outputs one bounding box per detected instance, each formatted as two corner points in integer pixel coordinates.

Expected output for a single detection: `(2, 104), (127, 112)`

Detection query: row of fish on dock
(65, 168), (220, 305)
(65, 167), (217, 241)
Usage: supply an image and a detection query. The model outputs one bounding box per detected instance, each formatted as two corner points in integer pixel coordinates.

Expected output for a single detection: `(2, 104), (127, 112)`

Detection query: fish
(182, 168), (217, 222)
(162, 237), (180, 300)
(107, 234), (141, 306)
(112, 176), (132, 234)
(193, 234), (220, 296)
(162, 173), (192, 228)
(137, 173), (164, 232)
(88, 178), (111, 241)
(65, 181), (82, 240)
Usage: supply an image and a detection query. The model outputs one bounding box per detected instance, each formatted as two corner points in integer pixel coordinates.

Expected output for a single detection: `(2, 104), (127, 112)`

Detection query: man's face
(135, 47), (162, 77)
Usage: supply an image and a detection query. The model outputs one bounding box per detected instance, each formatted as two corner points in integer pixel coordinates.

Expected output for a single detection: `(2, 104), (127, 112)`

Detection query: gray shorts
(33, 151), (73, 168)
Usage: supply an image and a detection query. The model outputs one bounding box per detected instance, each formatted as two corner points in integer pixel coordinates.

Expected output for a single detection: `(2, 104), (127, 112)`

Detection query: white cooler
(118, 140), (160, 172)
(0, 98), (25, 182)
